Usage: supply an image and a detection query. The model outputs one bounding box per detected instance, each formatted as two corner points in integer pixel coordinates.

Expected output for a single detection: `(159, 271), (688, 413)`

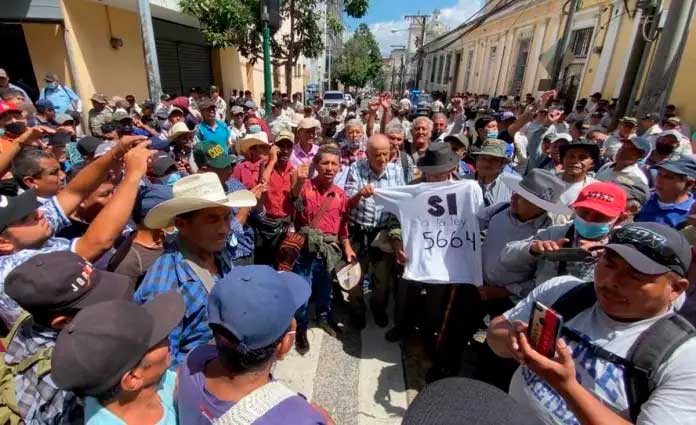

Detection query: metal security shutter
(155, 39), (182, 96)
(177, 43), (213, 93)
(153, 19), (213, 97)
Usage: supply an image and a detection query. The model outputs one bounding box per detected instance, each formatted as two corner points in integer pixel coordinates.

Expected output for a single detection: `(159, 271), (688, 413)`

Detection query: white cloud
(368, 0), (484, 56)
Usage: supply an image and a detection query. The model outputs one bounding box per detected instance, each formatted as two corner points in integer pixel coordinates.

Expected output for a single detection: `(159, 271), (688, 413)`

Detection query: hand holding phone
(527, 301), (563, 358)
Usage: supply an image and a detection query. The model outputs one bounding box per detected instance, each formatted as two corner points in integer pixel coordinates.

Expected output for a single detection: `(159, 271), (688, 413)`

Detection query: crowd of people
(0, 65), (694, 424)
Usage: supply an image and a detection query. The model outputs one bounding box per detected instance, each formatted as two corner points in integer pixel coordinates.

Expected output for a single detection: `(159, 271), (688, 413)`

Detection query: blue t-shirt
(635, 192), (695, 228)
(84, 370), (178, 424)
(197, 120), (230, 151)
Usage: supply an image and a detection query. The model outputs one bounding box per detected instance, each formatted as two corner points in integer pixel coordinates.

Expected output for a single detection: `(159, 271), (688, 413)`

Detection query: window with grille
(570, 28), (593, 58)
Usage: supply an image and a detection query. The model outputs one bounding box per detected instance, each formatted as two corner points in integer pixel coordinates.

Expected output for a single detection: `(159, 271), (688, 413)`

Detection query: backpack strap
(15, 347), (53, 378)
(625, 313), (696, 422)
(551, 281), (596, 322)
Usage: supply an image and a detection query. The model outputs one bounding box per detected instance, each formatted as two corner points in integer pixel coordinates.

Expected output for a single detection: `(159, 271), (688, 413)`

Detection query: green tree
(334, 23), (383, 91)
(179, 0), (370, 95)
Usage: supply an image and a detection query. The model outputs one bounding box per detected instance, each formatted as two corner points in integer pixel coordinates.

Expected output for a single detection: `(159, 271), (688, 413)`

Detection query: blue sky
(344, 0), (484, 55)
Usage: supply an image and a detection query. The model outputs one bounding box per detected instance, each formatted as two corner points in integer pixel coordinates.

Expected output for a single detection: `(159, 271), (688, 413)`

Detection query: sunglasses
(610, 226), (687, 276)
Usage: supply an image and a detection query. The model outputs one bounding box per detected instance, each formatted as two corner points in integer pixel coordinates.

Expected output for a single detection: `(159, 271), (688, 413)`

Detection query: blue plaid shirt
(0, 197), (74, 326)
(345, 160), (405, 228)
(134, 244), (235, 367)
(4, 320), (82, 424)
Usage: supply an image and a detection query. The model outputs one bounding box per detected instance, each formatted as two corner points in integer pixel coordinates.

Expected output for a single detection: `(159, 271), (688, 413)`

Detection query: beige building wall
(22, 23), (73, 88)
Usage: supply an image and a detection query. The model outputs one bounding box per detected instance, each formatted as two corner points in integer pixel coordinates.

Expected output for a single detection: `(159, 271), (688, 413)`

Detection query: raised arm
(74, 142), (153, 261)
(56, 135), (146, 216)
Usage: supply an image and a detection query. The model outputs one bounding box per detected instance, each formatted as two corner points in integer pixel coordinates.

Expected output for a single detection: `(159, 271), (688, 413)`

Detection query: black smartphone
(540, 248), (595, 263)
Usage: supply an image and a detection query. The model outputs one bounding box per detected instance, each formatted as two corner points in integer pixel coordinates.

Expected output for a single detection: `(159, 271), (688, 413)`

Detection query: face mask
(47, 82), (58, 90)
(655, 142), (674, 156)
(0, 128), (4, 137)
(574, 216), (612, 239)
(486, 130), (499, 139)
(5, 121), (26, 136)
(163, 172), (182, 187)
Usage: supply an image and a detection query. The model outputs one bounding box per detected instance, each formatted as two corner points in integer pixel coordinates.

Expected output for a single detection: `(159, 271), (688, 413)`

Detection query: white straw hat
(144, 173), (257, 229)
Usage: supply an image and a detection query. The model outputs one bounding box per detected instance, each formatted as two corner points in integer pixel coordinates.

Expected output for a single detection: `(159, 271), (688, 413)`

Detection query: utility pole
(550, 0), (580, 90)
(637, 0), (696, 119)
(405, 14), (430, 90)
(262, 3), (272, 116)
(610, 1), (660, 130)
(136, 0), (161, 100)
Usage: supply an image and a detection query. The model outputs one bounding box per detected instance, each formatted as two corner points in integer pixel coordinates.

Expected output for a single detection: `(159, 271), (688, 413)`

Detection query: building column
(497, 29), (515, 95)
(523, 19), (549, 94)
(591, 1), (622, 94)
(613, 8), (643, 98)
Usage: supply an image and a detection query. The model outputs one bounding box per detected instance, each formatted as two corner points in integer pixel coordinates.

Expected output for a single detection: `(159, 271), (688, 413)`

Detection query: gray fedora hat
(417, 143), (460, 174)
(502, 169), (572, 215)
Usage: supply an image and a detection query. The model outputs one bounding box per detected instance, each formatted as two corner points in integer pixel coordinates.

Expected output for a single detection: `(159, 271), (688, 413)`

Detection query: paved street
(273, 301), (409, 425)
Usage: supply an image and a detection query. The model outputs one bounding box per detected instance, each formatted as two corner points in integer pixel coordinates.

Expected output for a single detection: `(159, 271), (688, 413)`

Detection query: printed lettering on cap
(207, 145), (224, 159)
(584, 191), (614, 203)
(72, 261), (95, 292)
(0, 196), (8, 208)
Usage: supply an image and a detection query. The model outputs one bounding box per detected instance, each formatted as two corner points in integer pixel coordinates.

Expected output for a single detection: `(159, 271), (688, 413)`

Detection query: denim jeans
(293, 255), (333, 329)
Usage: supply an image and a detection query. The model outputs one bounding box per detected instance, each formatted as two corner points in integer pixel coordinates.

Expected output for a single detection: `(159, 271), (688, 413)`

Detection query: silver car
(323, 91), (346, 110)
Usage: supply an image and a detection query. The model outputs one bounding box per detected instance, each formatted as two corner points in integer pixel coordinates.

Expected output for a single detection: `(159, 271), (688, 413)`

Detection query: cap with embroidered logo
(5, 251), (133, 316)
(571, 181), (627, 218)
(194, 140), (232, 169)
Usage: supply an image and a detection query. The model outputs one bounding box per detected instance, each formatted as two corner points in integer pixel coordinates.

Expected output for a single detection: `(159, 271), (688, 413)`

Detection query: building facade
(1, 0), (305, 114)
(420, 0), (696, 127)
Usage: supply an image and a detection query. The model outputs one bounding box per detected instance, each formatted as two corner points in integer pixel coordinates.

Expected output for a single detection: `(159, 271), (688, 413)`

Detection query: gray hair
(432, 112), (447, 121)
(413, 116), (433, 131)
(384, 122), (405, 135)
(345, 119), (364, 132)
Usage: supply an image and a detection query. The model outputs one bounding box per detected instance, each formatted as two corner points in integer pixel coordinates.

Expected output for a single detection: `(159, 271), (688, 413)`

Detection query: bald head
(367, 134), (391, 175)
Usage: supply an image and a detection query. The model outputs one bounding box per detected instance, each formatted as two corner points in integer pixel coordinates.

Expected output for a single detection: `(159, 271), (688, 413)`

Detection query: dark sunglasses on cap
(610, 226), (688, 277)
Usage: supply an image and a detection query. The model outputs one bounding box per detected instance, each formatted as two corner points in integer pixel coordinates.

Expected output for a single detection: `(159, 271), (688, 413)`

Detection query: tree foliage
(334, 23), (383, 90)
(179, 0), (371, 93)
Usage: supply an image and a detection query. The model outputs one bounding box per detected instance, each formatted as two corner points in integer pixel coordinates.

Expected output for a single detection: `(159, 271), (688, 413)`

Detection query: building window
(570, 28), (593, 58)
(431, 56), (438, 83)
(437, 55), (445, 85)
(443, 53), (452, 85)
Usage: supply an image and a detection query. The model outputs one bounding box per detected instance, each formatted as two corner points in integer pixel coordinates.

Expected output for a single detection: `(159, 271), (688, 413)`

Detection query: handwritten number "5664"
(423, 230), (464, 250)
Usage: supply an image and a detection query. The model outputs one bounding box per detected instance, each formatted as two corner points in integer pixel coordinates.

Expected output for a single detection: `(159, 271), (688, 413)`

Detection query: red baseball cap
(571, 182), (627, 218)
(0, 101), (20, 117)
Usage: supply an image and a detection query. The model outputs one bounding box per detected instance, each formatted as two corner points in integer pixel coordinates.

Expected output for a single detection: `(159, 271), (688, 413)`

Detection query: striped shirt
(344, 160), (405, 228)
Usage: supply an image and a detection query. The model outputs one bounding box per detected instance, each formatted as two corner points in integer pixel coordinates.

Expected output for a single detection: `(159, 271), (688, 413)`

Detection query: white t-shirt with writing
(504, 276), (696, 425)
(374, 180), (484, 285)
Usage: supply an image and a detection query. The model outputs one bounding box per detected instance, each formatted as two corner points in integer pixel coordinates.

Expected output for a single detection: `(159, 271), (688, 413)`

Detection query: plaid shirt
(340, 144), (367, 167)
(0, 197), (73, 327)
(134, 244), (235, 367)
(4, 320), (82, 424)
(344, 160), (405, 228)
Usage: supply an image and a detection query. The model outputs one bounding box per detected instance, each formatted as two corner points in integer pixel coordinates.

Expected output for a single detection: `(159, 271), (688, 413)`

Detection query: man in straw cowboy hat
(134, 172), (256, 366)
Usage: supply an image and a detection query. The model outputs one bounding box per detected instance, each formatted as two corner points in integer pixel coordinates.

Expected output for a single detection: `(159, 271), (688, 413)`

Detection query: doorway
(0, 23), (39, 101)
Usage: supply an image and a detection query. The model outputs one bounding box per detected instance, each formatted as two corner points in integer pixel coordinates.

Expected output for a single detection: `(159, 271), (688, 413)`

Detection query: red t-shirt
(264, 161), (295, 218)
(296, 178), (349, 241)
(231, 159), (263, 189)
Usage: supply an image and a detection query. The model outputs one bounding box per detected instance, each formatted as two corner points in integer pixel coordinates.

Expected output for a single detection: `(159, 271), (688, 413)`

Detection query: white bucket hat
(237, 131), (270, 157)
(144, 173), (257, 229)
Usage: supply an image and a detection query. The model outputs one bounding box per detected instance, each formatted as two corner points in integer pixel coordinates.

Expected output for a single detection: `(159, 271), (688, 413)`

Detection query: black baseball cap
(149, 152), (177, 177)
(77, 136), (104, 156)
(0, 191), (40, 233)
(51, 291), (184, 396)
(603, 223), (692, 277)
(5, 251), (133, 316)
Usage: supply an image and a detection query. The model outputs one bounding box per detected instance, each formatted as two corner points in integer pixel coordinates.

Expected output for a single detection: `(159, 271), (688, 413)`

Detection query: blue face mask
(574, 216), (612, 239)
(486, 130), (499, 139)
(163, 172), (182, 187)
(47, 82), (58, 90)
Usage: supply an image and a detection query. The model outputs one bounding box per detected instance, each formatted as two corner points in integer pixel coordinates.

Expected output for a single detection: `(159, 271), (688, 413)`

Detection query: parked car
(323, 91), (346, 110)
(344, 93), (355, 108)
(412, 92), (433, 117)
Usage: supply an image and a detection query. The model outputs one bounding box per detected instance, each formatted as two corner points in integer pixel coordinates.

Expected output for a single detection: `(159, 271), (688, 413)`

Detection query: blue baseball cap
(654, 156), (696, 179)
(626, 136), (652, 156)
(207, 265), (310, 351)
(35, 99), (55, 112)
(133, 183), (173, 225)
(148, 135), (171, 152)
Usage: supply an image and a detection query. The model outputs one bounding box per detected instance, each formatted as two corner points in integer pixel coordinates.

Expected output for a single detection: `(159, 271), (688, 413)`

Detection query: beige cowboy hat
(167, 122), (194, 142)
(144, 172), (257, 229)
(237, 131), (270, 157)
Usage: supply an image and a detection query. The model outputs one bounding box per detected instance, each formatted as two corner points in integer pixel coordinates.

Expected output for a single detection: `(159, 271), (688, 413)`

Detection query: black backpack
(551, 282), (696, 422)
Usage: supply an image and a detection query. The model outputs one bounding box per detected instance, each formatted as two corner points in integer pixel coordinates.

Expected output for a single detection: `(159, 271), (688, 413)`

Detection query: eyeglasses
(610, 226), (687, 276)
